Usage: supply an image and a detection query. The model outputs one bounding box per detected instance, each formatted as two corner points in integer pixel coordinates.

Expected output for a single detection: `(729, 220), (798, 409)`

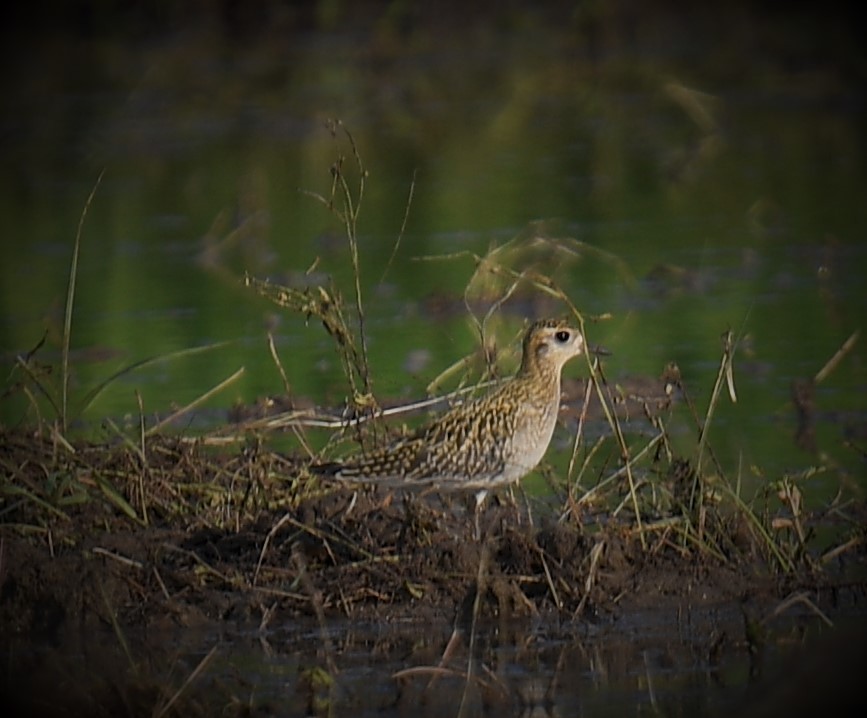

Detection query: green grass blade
(14, 356), (61, 418)
(93, 474), (140, 523)
(75, 340), (234, 418)
(145, 366), (244, 436)
(62, 170), (104, 432)
(1, 484), (71, 521)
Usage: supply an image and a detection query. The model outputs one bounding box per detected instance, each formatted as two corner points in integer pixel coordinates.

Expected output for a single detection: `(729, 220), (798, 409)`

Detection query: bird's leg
(473, 489), (488, 541)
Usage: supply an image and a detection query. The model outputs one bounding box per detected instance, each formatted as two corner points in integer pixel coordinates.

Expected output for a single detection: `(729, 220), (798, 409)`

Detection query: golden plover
(313, 318), (584, 511)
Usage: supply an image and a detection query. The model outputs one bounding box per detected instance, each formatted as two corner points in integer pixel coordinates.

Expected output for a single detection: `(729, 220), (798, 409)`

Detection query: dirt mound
(2, 428), (865, 716)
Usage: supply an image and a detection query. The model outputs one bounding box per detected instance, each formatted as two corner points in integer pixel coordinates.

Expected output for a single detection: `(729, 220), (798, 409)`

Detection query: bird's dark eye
(555, 330), (570, 343)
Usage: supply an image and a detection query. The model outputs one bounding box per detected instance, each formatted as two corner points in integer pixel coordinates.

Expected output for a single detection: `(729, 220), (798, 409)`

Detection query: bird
(310, 318), (585, 524)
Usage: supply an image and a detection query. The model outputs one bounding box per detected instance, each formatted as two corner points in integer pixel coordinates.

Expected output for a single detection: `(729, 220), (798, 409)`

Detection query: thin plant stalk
(146, 367), (245, 436)
(380, 167), (417, 285)
(302, 119), (373, 399)
(62, 169), (104, 432)
(155, 645), (219, 718)
(691, 330), (737, 513)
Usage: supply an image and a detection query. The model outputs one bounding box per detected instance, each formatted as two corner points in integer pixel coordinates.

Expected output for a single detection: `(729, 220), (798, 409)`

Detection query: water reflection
(5, 606), (862, 717)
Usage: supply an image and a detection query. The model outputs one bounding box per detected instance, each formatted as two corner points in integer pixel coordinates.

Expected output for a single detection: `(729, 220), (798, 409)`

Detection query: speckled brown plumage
(313, 318), (584, 495)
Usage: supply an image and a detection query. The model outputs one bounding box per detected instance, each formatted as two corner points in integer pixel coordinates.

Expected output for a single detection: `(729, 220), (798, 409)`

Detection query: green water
(1, 6), (865, 497)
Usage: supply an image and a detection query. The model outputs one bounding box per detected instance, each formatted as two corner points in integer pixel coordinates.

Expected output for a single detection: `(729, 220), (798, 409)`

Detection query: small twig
(821, 535), (862, 563)
(536, 544), (562, 610)
(691, 329), (738, 512)
(815, 330), (859, 384)
(577, 432), (665, 507)
(153, 567), (171, 601)
(380, 168), (417, 285)
(92, 547), (143, 569)
(766, 591), (833, 628)
(717, 482), (794, 573)
(267, 331), (313, 456)
(146, 367), (245, 436)
(267, 331), (292, 395)
(135, 389), (149, 526)
(574, 539), (604, 619)
(99, 579), (137, 674)
(235, 379), (502, 434)
(161, 543), (232, 583)
(254, 511), (295, 585)
(155, 644), (219, 718)
(326, 119), (372, 398)
(566, 372), (594, 485)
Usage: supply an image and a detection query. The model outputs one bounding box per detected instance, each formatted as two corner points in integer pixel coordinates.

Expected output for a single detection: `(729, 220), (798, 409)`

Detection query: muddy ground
(1, 428), (866, 716)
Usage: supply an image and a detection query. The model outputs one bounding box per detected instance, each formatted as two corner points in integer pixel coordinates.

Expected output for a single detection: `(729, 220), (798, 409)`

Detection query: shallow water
(5, 604), (865, 716)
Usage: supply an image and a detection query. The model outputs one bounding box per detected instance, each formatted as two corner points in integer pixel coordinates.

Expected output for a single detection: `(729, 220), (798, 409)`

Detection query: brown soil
(1, 428), (865, 716)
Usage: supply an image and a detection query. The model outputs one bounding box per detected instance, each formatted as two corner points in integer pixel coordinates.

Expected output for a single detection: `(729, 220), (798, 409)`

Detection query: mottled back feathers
(314, 318), (584, 492)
